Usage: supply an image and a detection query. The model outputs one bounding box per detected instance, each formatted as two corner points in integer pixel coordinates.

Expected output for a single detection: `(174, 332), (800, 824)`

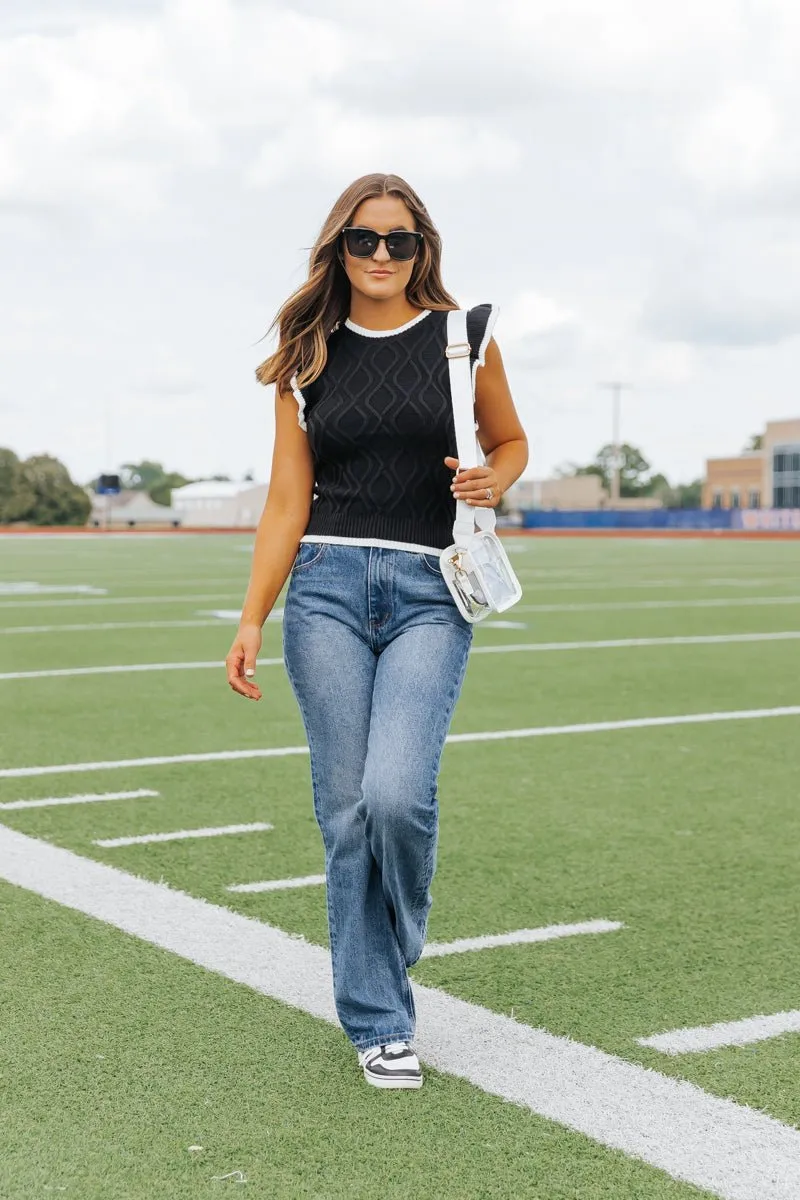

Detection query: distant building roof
(171, 480), (266, 500)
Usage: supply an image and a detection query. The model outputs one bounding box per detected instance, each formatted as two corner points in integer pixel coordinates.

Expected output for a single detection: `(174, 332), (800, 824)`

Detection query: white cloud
(3, 0), (800, 491)
(498, 291), (584, 369)
(641, 224), (800, 347)
(0, 0), (347, 218)
(678, 86), (796, 202)
(246, 104), (521, 188)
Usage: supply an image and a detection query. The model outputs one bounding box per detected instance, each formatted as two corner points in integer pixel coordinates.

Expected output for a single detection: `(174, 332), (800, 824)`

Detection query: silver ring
(485, 487), (493, 501)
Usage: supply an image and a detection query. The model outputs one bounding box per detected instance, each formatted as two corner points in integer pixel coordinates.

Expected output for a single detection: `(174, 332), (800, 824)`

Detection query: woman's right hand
(226, 622), (264, 701)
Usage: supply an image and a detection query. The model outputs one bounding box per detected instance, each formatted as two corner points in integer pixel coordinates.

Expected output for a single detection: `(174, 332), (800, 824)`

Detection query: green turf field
(1, 532), (799, 1199)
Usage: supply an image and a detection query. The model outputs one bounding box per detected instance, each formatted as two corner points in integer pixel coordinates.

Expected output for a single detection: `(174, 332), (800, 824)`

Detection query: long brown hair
(256, 173), (458, 394)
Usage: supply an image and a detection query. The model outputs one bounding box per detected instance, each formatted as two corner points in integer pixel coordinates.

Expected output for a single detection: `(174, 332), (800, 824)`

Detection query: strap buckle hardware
(445, 342), (471, 359)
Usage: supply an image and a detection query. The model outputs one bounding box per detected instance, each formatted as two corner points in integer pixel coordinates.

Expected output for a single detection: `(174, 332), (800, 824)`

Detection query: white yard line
(638, 1011), (800, 1055)
(2, 706), (798, 779)
(471, 631), (800, 655)
(0, 789), (158, 812)
(1, 825), (798, 1200)
(0, 620), (233, 635)
(0, 659), (283, 681)
(516, 596), (800, 614)
(2, 593), (800, 614)
(421, 920), (624, 957)
(3, 631), (799, 681)
(0, 612), (283, 635)
(0, 583), (108, 596)
(93, 822), (273, 848)
(0, 593), (242, 610)
(227, 874), (327, 894)
(512, 576), (781, 591)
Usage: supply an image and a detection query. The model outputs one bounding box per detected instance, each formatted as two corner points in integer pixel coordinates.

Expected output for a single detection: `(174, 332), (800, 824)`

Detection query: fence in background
(520, 508), (800, 531)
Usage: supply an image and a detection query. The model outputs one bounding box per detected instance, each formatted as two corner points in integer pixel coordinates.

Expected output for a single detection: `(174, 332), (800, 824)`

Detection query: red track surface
(2, 526), (799, 540)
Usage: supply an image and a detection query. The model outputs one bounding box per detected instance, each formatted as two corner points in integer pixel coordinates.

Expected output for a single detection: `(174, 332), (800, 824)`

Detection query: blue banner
(521, 509), (734, 530)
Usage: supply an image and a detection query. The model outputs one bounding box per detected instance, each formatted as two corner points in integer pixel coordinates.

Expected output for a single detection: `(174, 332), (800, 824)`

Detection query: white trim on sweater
(471, 303), (499, 393)
(289, 374), (307, 431)
(344, 310), (431, 338)
(300, 534), (443, 556)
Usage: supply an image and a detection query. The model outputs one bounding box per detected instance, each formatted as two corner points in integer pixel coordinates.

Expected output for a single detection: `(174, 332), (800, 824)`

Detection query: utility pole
(599, 381), (632, 505)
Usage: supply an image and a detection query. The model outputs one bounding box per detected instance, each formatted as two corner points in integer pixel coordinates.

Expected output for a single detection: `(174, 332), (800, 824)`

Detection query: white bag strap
(446, 309), (495, 544)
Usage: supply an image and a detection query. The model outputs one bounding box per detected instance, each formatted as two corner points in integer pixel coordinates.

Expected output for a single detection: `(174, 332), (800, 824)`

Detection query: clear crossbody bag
(439, 310), (523, 624)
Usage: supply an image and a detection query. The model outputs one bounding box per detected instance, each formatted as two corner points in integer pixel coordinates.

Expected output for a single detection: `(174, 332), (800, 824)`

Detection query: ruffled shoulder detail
(289, 374), (307, 432)
(466, 303), (499, 367)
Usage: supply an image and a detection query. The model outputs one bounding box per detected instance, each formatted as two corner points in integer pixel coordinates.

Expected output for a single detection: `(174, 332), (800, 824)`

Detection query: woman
(226, 173), (528, 1088)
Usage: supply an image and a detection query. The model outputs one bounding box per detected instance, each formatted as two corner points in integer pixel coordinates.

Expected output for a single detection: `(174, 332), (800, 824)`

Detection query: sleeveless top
(291, 304), (498, 555)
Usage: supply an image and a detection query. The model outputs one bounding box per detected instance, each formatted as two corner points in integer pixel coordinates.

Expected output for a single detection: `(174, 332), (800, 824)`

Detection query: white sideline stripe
(227, 873), (327, 894)
(0, 789), (158, 811)
(1, 827), (798, 1200)
(638, 1010), (800, 1055)
(92, 822), (273, 848)
(2, 706), (799, 779)
(516, 595), (800, 614)
(4, 630), (799, 681)
(422, 920), (624, 957)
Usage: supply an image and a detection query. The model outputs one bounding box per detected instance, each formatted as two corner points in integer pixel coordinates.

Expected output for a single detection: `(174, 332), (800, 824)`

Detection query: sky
(0, 0), (796, 489)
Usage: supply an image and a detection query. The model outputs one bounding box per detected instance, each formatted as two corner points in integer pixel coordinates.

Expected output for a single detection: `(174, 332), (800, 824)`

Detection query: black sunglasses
(341, 226), (423, 261)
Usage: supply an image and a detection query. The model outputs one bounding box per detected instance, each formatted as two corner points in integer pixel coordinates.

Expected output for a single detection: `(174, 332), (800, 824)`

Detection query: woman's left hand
(444, 456), (502, 508)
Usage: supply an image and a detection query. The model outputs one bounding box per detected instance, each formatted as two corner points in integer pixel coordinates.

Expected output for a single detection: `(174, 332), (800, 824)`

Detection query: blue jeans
(282, 542), (473, 1051)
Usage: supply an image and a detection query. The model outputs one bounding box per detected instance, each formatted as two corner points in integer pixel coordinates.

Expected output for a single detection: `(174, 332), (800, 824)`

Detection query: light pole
(599, 381), (631, 505)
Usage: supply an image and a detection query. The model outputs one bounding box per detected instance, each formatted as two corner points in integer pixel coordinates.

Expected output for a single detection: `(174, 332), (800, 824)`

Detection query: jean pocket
(419, 551), (444, 578)
(292, 541), (329, 573)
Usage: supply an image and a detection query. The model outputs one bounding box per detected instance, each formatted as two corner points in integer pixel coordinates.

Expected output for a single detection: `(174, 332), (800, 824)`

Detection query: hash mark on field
(2, 825), (799, 1200)
(227, 873), (326, 893)
(638, 1010), (800, 1055)
(0, 789), (158, 811)
(421, 920), (624, 958)
(2, 706), (799, 778)
(93, 822), (273, 848)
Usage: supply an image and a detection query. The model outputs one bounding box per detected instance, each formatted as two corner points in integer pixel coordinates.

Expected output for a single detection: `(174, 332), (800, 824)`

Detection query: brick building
(703, 418), (800, 509)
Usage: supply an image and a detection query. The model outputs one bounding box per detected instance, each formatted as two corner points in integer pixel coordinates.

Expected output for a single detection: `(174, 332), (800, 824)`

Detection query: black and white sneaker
(358, 1042), (423, 1089)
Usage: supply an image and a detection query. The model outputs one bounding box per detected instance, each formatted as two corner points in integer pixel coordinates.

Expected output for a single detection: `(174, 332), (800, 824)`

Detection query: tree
(0, 448), (36, 523)
(119, 460), (170, 492)
(744, 433), (764, 451)
(106, 460), (192, 506)
(672, 479), (703, 508)
(650, 478), (703, 509)
(575, 443), (653, 498)
(645, 472), (671, 502)
(1, 450), (91, 525)
(149, 471), (191, 507)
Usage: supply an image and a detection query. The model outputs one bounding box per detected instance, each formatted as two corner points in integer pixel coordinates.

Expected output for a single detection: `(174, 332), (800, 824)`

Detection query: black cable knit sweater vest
(294, 304), (496, 552)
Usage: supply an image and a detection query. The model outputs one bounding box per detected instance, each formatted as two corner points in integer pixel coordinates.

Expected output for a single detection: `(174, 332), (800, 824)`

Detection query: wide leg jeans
(282, 542), (473, 1051)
